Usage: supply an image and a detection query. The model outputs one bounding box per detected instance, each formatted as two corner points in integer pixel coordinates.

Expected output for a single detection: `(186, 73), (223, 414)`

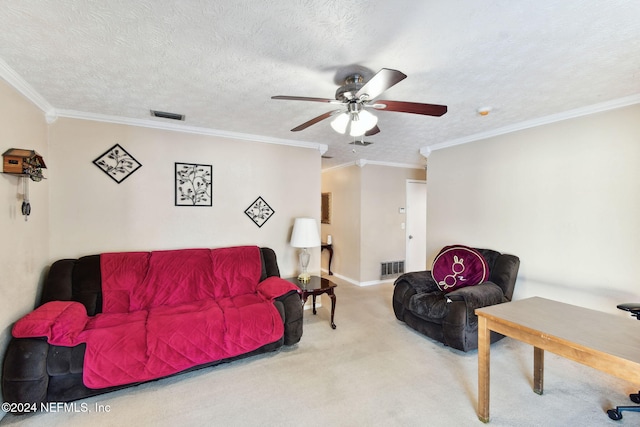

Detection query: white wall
(360, 165), (425, 283)
(0, 80), (49, 373)
(320, 165), (361, 281)
(48, 118), (322, 277)
(321, 163), (425, 284)
(427, 104), (640, 314)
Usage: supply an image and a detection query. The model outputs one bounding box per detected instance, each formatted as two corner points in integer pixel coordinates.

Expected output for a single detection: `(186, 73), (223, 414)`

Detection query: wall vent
(381, 260), (405, 280)
(150, 110), (185, 121)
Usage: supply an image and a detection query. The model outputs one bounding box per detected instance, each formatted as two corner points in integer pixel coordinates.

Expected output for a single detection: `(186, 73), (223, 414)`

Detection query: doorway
(405, 180), (427, 272)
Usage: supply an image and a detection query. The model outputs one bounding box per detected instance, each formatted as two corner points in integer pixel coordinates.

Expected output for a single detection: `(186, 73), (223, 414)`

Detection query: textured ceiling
(1, 1), (639, 169)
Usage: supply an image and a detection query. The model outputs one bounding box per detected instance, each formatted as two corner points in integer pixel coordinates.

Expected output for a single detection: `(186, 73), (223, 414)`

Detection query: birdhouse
(2, 148), (47, 180)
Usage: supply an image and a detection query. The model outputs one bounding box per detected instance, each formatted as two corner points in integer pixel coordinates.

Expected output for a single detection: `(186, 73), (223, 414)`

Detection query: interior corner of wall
(45, 109), (58, 124)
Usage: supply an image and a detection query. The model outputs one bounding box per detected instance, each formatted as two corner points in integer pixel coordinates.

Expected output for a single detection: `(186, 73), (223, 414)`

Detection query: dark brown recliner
(392, 248), (520, 352)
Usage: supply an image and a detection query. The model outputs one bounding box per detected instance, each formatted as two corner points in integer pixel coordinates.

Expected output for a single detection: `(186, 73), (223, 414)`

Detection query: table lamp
(290, 218), (321, 283)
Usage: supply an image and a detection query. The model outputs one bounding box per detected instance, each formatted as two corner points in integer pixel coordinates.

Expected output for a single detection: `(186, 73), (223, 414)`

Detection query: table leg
(478, 316), (490, 423)
(329, 290), (336, 329)
(533, 346), (544, 395)
(312, 294), (317, 315)
(321, 245), (334, 275)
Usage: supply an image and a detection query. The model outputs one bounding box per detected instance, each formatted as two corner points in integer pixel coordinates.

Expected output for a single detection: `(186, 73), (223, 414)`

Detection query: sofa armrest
(12, 301), (89, 347)
(274, 291), (303, 345)
(2, 338), (50, 410)
(257, 276), (301, 300)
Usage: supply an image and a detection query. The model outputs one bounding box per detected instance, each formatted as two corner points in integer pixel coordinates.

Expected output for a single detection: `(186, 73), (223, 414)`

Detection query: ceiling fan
(271, 68), (447, 137)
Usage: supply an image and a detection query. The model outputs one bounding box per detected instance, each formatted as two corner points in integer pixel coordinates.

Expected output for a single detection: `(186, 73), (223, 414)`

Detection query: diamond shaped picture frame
(93, 144), (142, 183)
(245, 196), (274, 228)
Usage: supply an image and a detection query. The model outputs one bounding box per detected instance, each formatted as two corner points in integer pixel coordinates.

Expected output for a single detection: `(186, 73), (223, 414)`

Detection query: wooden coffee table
(475, 297), (640, 423)
(285, 276), (337, 329)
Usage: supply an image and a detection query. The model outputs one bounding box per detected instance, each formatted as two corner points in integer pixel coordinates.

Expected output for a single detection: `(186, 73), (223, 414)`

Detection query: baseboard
(322, 270), (396, 287)
(359, 278), (396, 287)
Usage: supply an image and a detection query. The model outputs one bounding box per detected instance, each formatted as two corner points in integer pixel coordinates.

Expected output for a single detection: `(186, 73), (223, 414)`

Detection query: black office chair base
(607, 392), (640, 420)
(607, 304), (640, 420)
(617, 303), (640, 319)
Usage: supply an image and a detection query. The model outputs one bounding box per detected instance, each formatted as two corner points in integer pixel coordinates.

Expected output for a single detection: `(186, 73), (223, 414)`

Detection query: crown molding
(0, 58), (55, 115)
(426, 94), (640, 153)
(322, 158), (425, 173)
(55, 109), (328, 155)
(0, 58), (327, 155)
(366, 159), (425, 170)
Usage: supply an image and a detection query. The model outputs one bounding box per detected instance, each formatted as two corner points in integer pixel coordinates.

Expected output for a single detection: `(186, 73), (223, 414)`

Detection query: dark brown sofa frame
(2, 247), (303, 411)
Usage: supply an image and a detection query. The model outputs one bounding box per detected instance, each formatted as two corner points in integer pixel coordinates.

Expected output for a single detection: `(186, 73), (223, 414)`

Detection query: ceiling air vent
(150, 110), (185, 121)
(348, 140), (373, 146)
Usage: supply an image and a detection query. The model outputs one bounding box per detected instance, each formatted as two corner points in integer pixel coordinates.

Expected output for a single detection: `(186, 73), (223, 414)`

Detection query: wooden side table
(285, 276), (337, 329)
(321, 243), (333, 275)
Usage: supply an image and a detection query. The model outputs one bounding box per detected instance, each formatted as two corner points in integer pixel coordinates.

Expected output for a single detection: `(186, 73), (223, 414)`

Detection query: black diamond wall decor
(93, 144), (142, 183)
(245, 196), (274, 228)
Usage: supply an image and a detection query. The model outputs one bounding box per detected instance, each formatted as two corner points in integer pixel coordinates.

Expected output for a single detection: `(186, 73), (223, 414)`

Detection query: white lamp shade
(330, 112), (350, 134)
(290, 218), (321, 248)
(349, 109), (378, 137)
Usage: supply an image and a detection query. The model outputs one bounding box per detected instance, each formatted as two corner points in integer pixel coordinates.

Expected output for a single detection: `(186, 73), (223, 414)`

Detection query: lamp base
(297, 272), (311, 283)
(298, 248), (311, 284)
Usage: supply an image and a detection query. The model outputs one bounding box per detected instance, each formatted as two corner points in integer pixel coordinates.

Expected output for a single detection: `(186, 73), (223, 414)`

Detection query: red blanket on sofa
(13, 246), (299, 388)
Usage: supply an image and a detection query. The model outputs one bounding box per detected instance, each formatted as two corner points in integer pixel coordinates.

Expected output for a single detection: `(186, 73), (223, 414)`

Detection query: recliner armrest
(444, 282), (507, 338)
(445, 282), (506, 309)
(394, 271), (439, 294)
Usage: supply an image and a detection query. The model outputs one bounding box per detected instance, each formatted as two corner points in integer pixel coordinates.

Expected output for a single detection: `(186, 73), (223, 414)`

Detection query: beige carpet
(1, 276), (638, 426)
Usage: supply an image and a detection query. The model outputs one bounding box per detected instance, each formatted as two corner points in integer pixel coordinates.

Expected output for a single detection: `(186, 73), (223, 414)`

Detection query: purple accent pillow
(432, 245), (490, 293)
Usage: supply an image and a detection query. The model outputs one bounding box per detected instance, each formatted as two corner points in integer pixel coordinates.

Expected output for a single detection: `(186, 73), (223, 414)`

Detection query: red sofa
(3, 246), (302, 412)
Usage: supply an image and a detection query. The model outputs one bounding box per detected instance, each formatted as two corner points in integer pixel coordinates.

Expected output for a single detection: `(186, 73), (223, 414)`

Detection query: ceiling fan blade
(355, 68), (407, 100)
(365, 125), (380, 136)
(272, 95), (337, 103)
(373, 100), (447, 116)
(290, 110), (341, 132)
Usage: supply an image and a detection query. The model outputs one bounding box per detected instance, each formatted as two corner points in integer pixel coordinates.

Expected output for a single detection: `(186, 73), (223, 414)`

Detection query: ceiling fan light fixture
(330, 112), (350, 134)
(349, 109), (378, 137)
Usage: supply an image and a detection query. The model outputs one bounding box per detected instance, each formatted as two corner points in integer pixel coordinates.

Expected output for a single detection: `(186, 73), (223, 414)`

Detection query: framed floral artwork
(93, 144), (142, 183)
(175, 162), (212, 206)
(244, 196), (274, 227)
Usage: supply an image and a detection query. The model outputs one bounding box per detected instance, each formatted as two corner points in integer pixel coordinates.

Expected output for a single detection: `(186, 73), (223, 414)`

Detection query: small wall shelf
(2, 148), (47, 221)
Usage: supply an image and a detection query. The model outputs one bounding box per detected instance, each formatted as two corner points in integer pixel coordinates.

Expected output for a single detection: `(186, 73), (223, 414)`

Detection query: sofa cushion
(101, 246), (263, 312)
(432, 245), (489, 293)
(79, 295), (285, 389)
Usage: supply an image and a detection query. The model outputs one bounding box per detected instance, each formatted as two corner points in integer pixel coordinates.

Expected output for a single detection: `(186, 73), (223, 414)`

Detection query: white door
(405, 180), (427, 272)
